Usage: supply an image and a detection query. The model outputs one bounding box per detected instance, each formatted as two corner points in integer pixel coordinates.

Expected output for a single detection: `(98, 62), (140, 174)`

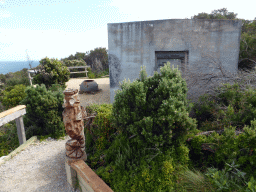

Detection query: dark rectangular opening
(155, 51), (189, 75)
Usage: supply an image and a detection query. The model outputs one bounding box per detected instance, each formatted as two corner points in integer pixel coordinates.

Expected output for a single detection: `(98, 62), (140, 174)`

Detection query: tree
(74, 52), (86, 60)
(191, 8), (238, 20)
(239, 19), (256, 68)
(60, 52), (86, 63)
(32, 57), (70, 89)
(61, 59), (87, 67)
(60, 48), (109, 75)
(84, 47), (108, 72)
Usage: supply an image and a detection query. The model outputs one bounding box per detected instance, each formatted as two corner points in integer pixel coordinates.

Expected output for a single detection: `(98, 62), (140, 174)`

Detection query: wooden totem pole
(62, 88), (87, 162)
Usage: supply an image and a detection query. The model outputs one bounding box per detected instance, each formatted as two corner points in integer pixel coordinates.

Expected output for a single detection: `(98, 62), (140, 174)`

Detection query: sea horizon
(0, 61), (41, 75)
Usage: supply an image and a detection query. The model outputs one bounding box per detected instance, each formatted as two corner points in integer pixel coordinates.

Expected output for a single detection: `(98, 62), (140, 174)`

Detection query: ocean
(0, 61), (41, 75)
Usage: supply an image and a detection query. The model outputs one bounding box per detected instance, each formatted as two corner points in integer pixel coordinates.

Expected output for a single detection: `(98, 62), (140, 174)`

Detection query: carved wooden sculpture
(63, 88), (87, 161)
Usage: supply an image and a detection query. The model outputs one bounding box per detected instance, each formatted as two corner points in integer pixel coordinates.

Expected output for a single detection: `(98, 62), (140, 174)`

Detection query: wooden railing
(67, 66), (90, 77)
(0, 105), (27, 145)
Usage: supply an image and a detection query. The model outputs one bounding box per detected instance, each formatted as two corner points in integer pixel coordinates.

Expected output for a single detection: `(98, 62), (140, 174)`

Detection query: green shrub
(84, 103), (120, 170)
(90, 63), (197, 191)
(85, 104), (111, 150)
(95, 133), (190, 191)
(32, 57), (70, 89)
(191, 82), (256, 132)
(5, 76), (30, 87)
(0, 74), (6, 84)
(107, 156), (176, 191)
(20, 84), (66, 140)
(186, 119), (256, 188)
(0, 121), (19, 157)
(1, 84), (27, 110)
(110, 63), (197, 155)
(4, 68), (30, 88)
(88, 72), (96, 79)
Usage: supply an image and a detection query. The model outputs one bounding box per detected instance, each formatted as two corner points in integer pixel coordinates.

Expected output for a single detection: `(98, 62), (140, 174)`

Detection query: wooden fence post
(15, 116), (26, 145)
(0, 105), (27, 145)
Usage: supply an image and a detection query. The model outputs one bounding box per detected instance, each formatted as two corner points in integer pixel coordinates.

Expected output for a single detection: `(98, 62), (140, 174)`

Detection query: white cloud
(0, 9), (11, 18)
(109, 0), (256, 21)
(0, 26), (108, 60)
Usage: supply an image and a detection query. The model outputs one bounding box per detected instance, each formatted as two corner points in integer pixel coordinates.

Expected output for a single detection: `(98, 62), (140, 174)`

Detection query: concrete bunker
(107, 19), (243, 103)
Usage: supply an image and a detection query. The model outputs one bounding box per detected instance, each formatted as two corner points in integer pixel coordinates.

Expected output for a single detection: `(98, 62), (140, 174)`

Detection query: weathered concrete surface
(108, 19), (242, 103)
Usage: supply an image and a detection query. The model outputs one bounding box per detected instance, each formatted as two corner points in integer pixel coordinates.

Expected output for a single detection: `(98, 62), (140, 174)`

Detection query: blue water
(0, 61), (41, 75)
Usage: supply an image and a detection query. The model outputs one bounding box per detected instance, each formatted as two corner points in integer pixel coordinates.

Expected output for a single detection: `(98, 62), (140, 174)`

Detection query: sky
(0, 0), (255, 62)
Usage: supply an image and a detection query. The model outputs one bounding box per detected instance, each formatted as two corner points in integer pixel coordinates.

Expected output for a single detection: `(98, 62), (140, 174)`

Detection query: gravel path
(0, 135), (82, 192)
(65, 78), (110, 107)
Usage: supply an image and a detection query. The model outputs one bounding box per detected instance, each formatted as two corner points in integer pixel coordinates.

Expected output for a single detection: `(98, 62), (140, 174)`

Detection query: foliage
(204, 160), (247, 191)
(84, 47), (108, 72)
(61, 59), (87, 67)
(191, 8), (238, 20)
(86, 67), (109, 79)
(239, 26), (256, 61)
(4, 68), (30, 87)
(20, 84), (66, 140)
(84, 103), (117, 159)
(0, 121), (19, 157)
(87, 70), (96, 79)
(103, 156), (176, 191)
(32, 57), (70, 90)
(1, 84), (27, 110)
(60, 52), (86, 62)
(61, 59), (87, 78)
(85, 63), (198, 191)
(185, 120), (256, 190)
(60, 48), (108, 74)
(191, 82), (256, 132)
(110, 63), (197, 153)
(87, 74), (256, 191)
(94, 132), (183, 191)
(0, 74), (6, 84)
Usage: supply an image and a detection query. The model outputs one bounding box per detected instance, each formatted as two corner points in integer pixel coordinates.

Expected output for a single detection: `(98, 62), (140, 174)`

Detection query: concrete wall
(107, 19), (242, 104)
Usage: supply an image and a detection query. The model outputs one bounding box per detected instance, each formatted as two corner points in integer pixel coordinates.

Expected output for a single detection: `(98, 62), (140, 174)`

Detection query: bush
(84, 47), (108, 71)
(89, 63), (197, 191)
(5, 77), (30, 87)
(0, 74), (6, 84)
(20, 84), (66, 140)
(110, 63), (197, 154)
(96, 152), (176, 191)
(0, 121), (19, 157)
(2, 68), (30, 88)
(84, 103), (119, 170)
(32, 57), (70, 90)
(1, 84), (27, 110)
(88, 72), (96, 79)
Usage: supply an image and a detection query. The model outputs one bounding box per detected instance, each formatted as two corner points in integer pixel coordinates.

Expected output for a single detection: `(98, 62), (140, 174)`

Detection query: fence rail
(0, 105), (27, 145)
(67, 66), (89, 76)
